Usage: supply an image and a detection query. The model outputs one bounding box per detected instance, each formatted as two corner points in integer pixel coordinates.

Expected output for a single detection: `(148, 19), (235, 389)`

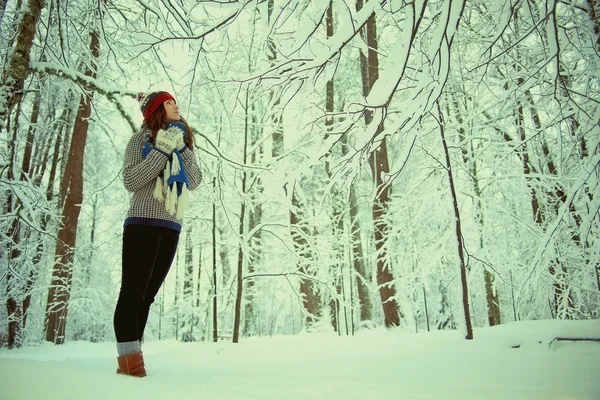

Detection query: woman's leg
(136, 228), (179, 342)
(114, 225), (161, 348)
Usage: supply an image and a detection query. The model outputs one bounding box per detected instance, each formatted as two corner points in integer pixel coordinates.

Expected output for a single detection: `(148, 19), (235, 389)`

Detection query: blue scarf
(141, 127), (190, 218)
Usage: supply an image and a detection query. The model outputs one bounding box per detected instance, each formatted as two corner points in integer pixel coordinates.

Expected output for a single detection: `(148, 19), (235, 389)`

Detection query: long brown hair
(142, 103), (194, 149)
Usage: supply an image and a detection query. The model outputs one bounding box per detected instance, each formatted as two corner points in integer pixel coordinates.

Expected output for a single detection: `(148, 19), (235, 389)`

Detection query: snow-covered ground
(1, 320), (599, 400)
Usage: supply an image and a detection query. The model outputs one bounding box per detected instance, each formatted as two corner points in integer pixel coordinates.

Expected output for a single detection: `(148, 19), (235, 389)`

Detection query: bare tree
(447, 92), (500, 326)
(267, 0), (322, 330)
(436, 101), (473, 339)
(0, 0), (44, 127)
(356, 0), (400, 327)
(323, 1), (349, 334)
(44, 21), (100, 344)
(233, 89), (251, 343)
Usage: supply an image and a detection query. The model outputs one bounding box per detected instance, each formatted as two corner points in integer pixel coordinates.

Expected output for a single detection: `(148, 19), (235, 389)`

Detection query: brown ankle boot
(116, 351), (147, 377)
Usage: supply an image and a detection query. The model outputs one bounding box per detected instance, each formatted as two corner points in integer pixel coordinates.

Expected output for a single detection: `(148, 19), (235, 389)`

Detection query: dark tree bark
(437, 102), (473, 340)
(233, 91), (250, 343)
(5, 85), (43, 347)
(511, 91), (574, 319)
(449, 94), (500, 326)
(212, 177), (218, 342)
(243, 101), (263, 338)
(266, 0), (322, 330)
(182, 228), (195, 342)
(587, 0), (600, 49)
(0, 0), (8, 26)
(267, 0), (283, 157)
(348, 181), (371, 323)
(289, 188), (322, 327)
(24, 93), (73, 330)
(0, 0), (45, 126)
(43, 91), (74, 200)
(44, 28), (100, 345)
(357, 0), (400, 327)
(322, 1), (349, 334)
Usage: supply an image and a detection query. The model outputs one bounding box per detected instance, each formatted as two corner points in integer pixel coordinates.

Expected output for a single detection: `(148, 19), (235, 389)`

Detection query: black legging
(114, 224), (179, 343)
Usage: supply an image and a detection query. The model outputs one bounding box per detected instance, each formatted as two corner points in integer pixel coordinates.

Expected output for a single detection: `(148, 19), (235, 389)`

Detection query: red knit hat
(137, 91), (176, 119)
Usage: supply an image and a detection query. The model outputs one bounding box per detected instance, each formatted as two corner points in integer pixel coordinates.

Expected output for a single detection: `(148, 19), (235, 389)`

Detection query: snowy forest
(0, 0), (599, 350)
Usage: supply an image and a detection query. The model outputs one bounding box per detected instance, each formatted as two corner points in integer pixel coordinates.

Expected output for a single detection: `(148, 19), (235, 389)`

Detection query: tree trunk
(449, 94), (500, 326)
(4, 99), (23, 348)
(587, 0), (600, 49)
(525, 90), (577, 318)
(266, 0), (322, 331)
(437, 102), (473, 340)
(232, 90), (250, 343)
(24, 94), (72, 330)
(267, 0), (283, 158)
(23, 93), (73, 329)
(0, 0), (44, 127)
(0, 0), (8, 26)
(357, 0), (400, 327)
(6, 85), (44, 347)
(243, 200), (259, 337)
(243, 101), (263, 338)
(322, 1), (348, 334)
(348, 182), (371, 323)
(513, 94), (573, 319)
(43, 91), (74, 200)
(44, 28), (100, 345)
(212, 177), (218, 342)
(182, 228), (194, 342)
(289, 187), (322, 328)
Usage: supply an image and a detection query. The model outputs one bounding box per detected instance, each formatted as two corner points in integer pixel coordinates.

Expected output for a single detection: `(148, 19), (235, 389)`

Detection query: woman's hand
(167, 121), (187, 151)
(155, 129), (179, 153)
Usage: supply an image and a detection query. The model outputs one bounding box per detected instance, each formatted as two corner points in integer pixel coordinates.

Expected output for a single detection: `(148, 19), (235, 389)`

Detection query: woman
(114, 91), (202, 377)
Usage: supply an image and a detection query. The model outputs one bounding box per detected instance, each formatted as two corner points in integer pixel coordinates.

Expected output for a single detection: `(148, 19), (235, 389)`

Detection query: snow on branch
(29, 62), (138, 132)
(236, 0), (380, 83)
(30, 62), (134, 97)
(128, 0), (254, 56)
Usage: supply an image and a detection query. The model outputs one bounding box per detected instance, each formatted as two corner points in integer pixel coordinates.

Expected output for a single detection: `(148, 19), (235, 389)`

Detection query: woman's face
(163, 99), (180, 122)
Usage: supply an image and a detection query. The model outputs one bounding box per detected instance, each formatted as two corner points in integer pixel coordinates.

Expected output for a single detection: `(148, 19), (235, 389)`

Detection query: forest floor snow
(1, 319), (599, 400)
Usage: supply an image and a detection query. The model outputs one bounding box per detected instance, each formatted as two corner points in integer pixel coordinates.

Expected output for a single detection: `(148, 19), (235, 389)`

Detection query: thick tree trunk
(44, 29), (100, 345)
(0, 0), (44, 126)
(358, 0), (400, 327)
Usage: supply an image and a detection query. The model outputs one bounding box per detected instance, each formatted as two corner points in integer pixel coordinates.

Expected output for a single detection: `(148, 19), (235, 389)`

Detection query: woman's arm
(122, 131), (169, 192)
(180, 147), (203, 190)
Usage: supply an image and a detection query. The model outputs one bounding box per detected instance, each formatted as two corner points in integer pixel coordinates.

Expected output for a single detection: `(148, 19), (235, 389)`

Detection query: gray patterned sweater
(122, 128), (203, 232)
